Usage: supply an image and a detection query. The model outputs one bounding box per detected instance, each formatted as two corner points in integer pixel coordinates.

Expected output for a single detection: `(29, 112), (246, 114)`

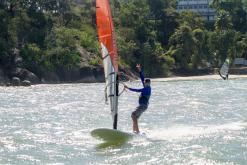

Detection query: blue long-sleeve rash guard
(128, 71), (151, 105)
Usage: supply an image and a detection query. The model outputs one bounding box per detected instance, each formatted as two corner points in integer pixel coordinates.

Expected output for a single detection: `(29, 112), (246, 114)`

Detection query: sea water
(0, 78), (247, 164)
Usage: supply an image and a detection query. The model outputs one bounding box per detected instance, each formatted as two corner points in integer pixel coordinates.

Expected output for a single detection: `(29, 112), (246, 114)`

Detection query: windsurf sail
(219, 58), (230, 80)
(96, 0), (119, 129)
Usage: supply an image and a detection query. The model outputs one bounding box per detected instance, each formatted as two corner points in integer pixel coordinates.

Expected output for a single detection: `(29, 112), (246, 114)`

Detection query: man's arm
(128, 87), (143, 93)
(136, 64), (145, 87)
(140, 71), (145, 87)
(124, 84), (143, 93)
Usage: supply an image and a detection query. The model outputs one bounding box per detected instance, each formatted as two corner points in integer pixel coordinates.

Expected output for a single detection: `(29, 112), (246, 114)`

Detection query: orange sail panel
(96, 0), (118, 71)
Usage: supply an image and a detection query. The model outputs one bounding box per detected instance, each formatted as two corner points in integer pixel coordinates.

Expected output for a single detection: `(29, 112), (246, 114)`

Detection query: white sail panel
(101, 43), (118, 126)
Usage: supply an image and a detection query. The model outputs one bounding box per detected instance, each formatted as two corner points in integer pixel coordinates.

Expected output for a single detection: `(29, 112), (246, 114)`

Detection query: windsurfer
(124, 64), (151, 134)
(219, 59), (230, 80)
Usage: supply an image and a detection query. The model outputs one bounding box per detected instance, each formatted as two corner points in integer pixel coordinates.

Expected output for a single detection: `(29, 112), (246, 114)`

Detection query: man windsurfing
(124, 64), (151, 134)
(219, 59), (230, 80)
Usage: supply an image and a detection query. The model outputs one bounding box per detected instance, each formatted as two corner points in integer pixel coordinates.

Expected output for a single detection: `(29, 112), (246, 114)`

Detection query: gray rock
(77, 76), (97, 83)
(26, 72), (40, 84)
(57, 68), (81, 82)
(0, 68), (9, 85)
(21, 80), (31, 86)
(92, 67), (104, 82)
(78, 67), (97, 83)
(55, 66), (104, 83)
(10, 67), (40, 84)
(41, 72), (60, 83)
(12, 77), (20, 86)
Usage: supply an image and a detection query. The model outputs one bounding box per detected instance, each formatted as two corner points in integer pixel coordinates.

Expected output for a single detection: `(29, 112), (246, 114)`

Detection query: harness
(139, 94), (150, 105)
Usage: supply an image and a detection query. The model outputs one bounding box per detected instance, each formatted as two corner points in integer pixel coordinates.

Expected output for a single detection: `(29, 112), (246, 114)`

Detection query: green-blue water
(0, 79), (247, 164)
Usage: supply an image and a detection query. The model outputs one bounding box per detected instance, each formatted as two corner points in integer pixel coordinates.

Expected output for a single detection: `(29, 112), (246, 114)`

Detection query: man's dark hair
(145, 79), (151, 83)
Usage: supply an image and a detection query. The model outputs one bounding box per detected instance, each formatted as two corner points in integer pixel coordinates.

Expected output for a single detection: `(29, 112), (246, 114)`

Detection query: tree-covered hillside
(0, 0), (247, 83)
(114, 0), (247, 77)
(0, 0), (97, 71)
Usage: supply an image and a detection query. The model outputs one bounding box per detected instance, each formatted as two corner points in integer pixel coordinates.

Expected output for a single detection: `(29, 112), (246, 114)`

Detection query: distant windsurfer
(219, 59), (230, 80)
(124, 64), (151, 134)
(219, 71), (228, 80)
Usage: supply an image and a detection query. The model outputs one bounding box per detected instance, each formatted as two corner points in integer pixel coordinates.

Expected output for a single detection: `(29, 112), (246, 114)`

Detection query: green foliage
(179, 11), (205, 30)
(20, 43), (43, 73)
(44, 27), (86, 70)
(45, 47), (81, 70)
(215, 10), (232, 31)
(0, 0), (99, 75)
(192, 29), (209, 68)
(212, 0), (247, 33)
(117, 28), (137, 67)
(169, 25), (196, 70)
(89, 57), (101, 66)
(207, 30), (243, 66)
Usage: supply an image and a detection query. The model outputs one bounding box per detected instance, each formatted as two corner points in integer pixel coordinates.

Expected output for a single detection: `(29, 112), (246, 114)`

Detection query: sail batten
(96, 0), (119, 129)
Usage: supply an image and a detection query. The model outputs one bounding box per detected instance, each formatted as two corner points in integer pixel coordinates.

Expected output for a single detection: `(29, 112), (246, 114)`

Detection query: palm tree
(215, 10), (232, 31)
(211, 0), (220, 10)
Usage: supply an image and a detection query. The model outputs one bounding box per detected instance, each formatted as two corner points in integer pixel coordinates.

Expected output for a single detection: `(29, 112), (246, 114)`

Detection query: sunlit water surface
(0, 79), (247, 164)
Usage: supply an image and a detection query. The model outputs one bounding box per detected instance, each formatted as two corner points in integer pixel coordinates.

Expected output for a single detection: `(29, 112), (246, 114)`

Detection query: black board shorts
(131, 105), (148, 119)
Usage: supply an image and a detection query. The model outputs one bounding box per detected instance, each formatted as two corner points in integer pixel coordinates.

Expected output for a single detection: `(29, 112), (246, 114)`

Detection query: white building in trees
(176, 0), (216, 21)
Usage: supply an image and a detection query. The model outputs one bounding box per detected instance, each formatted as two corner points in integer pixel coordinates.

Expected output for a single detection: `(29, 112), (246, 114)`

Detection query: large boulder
(77, 67), (97, 83)
(13, 48), (23, 67)
(78, 67), (105, 83)
(25, 72), (40, 84)
(54, 66), (104, 83)
(92, 67), (105, 82)
(56, 68), (81, 82)
(12, 77), (20, 86)
(10, 68), (40, 84)
(0, 68), (9, 85)
(41, 71), (60, 83)
(21, 80), (31, 86)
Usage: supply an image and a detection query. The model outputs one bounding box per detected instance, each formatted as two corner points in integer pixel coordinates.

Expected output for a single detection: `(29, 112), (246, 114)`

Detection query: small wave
(147, 121), (247, 141)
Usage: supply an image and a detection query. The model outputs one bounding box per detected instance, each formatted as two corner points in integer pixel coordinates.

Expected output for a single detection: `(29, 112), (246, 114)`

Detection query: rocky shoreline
(0, 66), (138, 86)
(0, 46), (137, 86)
(1, 66), (247, 86)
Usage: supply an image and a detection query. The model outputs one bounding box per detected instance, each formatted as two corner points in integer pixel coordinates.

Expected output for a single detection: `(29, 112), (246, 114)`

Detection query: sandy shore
(151, 74), (247, 82)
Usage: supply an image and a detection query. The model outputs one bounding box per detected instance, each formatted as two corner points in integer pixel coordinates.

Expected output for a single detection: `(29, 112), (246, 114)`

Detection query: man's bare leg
(132, 116), (139, 133)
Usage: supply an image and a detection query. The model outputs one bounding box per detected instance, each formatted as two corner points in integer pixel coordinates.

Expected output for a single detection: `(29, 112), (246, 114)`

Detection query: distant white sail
(219, 59), (230, 80)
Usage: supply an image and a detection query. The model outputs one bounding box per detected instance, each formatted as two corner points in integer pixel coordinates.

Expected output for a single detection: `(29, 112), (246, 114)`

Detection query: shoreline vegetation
(1, 1), (247, 86)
